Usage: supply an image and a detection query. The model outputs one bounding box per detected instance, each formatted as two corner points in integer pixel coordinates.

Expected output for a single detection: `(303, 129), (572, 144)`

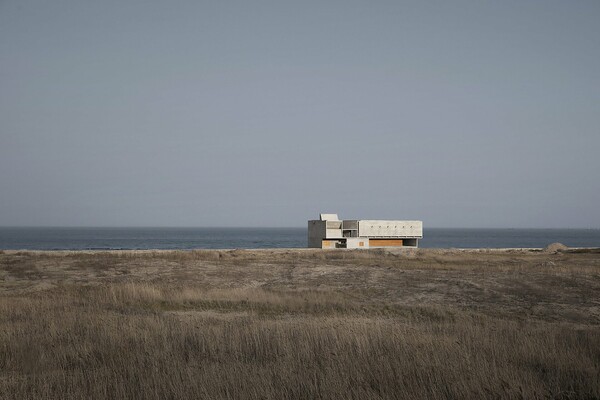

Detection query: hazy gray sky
(1, 0), (599, 228)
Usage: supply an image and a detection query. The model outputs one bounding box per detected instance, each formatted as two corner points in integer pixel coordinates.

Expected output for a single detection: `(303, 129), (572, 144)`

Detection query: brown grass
(1, 249), (600, 399)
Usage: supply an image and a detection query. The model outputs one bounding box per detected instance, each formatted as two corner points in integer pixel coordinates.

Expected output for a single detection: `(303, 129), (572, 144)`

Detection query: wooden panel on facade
(369, 239), (404, 247)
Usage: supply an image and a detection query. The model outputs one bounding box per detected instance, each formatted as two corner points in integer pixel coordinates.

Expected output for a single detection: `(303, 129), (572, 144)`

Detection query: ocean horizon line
(1, 226), (599, 230)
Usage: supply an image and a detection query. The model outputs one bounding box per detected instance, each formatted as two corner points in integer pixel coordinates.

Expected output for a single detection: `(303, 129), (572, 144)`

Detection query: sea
(0, 227), (599, 250)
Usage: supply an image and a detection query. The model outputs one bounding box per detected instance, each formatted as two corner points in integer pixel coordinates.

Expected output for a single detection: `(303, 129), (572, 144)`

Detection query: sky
(1, 0), (599, 228)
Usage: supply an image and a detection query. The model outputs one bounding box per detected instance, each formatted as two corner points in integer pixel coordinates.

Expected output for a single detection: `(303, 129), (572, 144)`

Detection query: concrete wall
(307, 220), (326, 248)
(308, 220), (346, 247)
(309, 217), (423, 248)
(358, 220), (423, 238)
(346, 237), (369, 249)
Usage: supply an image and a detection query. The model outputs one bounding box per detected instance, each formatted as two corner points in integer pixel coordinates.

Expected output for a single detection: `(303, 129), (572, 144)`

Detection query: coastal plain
(1, 248), (599, 399)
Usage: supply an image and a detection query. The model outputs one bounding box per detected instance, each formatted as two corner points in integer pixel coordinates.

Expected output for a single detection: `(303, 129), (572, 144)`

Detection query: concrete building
(308, 213), (423, 249)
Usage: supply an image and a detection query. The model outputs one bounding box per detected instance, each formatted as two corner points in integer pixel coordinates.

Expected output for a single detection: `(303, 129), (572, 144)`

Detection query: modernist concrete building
(308, 213), (423, 249)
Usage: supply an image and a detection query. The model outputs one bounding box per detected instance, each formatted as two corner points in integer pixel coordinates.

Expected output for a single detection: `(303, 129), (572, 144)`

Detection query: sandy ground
(2, 247), (599, 324)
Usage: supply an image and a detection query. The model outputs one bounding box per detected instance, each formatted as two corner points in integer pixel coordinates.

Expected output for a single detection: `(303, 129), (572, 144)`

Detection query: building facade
(308, 213), (423, 249)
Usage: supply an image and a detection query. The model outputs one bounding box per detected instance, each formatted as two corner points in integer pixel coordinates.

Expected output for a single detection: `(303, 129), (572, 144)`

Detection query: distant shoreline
(2, 247), (599, 254)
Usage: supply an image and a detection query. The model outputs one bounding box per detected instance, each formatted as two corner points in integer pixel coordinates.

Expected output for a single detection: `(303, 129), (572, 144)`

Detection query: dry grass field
(1, 248), (600, 399)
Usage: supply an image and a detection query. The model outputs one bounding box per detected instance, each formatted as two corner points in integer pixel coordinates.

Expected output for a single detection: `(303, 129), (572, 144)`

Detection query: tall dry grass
(1, 282), (599, 400)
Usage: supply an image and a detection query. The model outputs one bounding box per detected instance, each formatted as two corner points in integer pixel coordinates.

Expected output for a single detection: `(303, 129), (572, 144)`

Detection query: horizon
(2, 225), (599, 230)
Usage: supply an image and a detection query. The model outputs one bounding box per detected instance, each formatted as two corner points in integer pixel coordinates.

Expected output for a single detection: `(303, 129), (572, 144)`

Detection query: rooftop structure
(308, 213), (423, 249)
